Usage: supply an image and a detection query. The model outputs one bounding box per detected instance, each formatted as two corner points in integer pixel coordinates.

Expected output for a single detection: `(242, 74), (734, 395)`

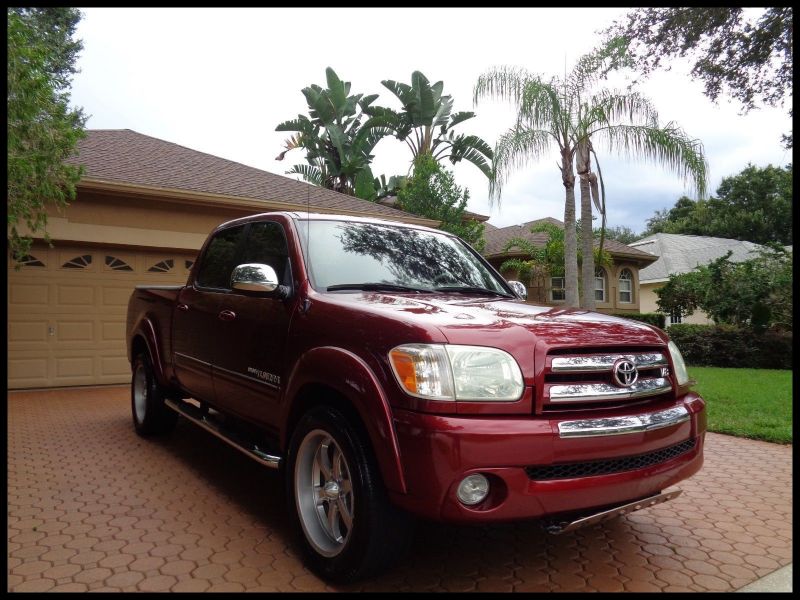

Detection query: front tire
(286, 406), (413, 583)
(131, 353), (178, 436)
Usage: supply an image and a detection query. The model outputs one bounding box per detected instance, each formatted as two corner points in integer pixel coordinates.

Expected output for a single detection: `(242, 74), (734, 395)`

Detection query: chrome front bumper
(543, 489), (683, 534)
(557, 405), (690, 438)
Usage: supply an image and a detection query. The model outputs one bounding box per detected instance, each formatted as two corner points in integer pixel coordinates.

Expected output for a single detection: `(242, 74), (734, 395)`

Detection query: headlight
(389, 344), (524, 401)
(667, 340), (690, 386)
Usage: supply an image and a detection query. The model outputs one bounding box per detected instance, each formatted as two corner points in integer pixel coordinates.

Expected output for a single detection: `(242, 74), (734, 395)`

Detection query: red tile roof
(68, 129), (435, 223)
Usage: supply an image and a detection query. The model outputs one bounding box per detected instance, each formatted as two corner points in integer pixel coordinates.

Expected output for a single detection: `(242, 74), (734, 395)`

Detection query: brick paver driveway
(8, 387), (792, 592)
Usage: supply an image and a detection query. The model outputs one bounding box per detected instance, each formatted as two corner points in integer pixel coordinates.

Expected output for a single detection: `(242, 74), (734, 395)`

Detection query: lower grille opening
(525, 438), (697, 481)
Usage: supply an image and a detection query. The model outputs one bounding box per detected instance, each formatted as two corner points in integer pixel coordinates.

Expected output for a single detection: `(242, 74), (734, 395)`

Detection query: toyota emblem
(612, 359), (638, 387)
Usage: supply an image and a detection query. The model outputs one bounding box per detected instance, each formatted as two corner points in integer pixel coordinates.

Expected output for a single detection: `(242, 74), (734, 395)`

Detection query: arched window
(594, 268), (607, 302)
(550, 276), (565, 302)
(17, 254), (45, 267)
(105, 256), (133, 271)
(148, 259), (174, 273)
(62, 254), (92, 269)
(619, 268), (634, 303)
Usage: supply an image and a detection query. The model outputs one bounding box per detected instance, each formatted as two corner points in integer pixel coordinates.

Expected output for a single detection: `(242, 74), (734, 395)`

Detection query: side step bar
(165, 398), (282, 469)
(543, 489), (682, 535)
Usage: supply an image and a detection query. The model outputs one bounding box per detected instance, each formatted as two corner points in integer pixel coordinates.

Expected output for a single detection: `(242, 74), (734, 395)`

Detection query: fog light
(457, 474), (490, 506)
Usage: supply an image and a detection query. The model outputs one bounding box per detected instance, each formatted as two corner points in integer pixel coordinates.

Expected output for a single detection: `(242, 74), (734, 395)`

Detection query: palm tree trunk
(577, 140), (595, 310)
(561, 147), (579, 308)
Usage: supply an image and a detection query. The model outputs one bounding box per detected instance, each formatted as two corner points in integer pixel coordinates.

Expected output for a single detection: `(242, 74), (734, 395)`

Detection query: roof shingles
(630, 233), (765, 282)
(68, 129), (430, 222)
(483, 218), (657, 262)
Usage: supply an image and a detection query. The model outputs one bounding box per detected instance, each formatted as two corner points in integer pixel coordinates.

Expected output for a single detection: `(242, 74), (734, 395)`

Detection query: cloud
(70, 8), (792, 236)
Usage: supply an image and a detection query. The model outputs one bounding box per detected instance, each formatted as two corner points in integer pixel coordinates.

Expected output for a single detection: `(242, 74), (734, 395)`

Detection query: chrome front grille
(543, 350), (673, 408)
(549, 377), (672, 403)
(551, 353), (668, 373)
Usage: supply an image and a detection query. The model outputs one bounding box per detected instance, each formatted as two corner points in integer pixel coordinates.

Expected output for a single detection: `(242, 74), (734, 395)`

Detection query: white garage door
(8, 244), (197, 389)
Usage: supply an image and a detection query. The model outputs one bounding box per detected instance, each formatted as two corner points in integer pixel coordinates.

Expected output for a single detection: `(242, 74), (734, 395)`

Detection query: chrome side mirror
(508, 280), (527, 300)
(231, 263), (279, 293)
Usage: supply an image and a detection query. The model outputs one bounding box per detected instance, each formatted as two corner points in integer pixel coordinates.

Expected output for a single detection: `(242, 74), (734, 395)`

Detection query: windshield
(297, 220), (510, 295)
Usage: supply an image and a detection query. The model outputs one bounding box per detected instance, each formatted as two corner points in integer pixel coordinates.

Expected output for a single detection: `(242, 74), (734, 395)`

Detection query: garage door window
(105, 256), (133, 271)
(62, 255), (92, 269)
(148, 259), (174, 273)
(17, 254), (45, 267)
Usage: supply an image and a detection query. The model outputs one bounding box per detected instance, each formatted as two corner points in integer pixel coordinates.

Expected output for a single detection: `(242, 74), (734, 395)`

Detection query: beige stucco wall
(492, 257), (647, 313)
(19, 189), (262, 252)
(640, 282), (713, 325)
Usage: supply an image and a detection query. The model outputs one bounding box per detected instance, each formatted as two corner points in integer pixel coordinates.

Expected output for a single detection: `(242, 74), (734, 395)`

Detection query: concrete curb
(736, 564), (792, 593)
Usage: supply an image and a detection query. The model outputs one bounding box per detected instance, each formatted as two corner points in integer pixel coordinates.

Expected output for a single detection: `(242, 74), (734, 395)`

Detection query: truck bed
(126, 285), (185, 370)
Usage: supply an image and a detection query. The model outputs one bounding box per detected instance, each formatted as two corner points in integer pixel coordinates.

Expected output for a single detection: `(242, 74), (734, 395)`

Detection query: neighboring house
(628, 233), (765, 326)
(483, 218), (658, 313)
(8, 129), (437, 390)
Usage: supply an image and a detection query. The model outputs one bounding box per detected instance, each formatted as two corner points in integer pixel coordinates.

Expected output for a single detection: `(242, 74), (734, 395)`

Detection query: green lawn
(688, 366), (792, 444)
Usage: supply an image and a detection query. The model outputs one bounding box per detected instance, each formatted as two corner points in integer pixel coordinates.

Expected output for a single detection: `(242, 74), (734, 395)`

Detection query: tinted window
(297, 220), (507, 293)
(240, 221), (289, 284)
(196, 226), (245, 289)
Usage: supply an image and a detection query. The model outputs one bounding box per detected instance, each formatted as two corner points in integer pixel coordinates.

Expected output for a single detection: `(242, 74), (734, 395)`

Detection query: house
(628, 233), (765, 326)
(7, 129), (438, 390)
(483, 218), (658, 313)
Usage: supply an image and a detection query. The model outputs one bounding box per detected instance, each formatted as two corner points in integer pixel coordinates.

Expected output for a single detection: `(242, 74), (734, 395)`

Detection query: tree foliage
(604, 7), (793, 147)
(644, 164), (792, 244)
(7, 7), (86, 263)
(396, 154), (485, 251)
(363, 71), (494, 179)
(500, 222), (613, 284)
(598, 225), (642, 245)
(275, 67), (393, 199)
(656, 247), (793, 331)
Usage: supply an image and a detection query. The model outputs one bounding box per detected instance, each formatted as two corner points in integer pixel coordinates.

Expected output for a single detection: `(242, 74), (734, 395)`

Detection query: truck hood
(334, 292), (666, 348)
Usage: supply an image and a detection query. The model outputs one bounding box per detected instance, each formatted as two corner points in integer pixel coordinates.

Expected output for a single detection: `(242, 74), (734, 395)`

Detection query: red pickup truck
(127, 211), (705, 582)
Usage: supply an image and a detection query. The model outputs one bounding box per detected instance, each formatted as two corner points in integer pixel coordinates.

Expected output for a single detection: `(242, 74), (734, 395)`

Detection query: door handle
(177, 303), (189, 312)
(218, 309), (236, 321)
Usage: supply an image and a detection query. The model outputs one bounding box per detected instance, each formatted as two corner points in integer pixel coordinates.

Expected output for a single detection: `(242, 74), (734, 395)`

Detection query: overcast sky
(70, 7), (792, 233)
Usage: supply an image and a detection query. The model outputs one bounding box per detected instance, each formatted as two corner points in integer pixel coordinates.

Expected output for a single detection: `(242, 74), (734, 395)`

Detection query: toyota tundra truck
(126, 211), (706, 582)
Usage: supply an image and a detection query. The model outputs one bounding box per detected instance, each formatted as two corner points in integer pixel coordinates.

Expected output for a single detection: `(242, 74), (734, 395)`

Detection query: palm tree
(275, 67), (391, 198)
(475, 56), (707, 309)
(364, 71), (494, 180)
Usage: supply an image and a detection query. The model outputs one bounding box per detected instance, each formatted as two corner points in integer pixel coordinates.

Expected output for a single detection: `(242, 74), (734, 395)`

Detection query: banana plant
(275, 67), (392, 197)
(363, 71), (495, 180)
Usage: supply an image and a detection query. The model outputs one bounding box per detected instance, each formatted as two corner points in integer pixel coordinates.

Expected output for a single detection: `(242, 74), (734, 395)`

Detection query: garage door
(8, 244), (198, 389)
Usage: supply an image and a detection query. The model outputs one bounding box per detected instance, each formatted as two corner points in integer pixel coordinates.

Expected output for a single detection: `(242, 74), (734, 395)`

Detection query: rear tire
(131, 353), (178, 436)
(286, 405), (413, 583)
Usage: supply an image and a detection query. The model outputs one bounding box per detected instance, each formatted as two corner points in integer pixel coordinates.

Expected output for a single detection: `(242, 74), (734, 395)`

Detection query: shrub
(611, 312), (666, 329)
(666, 323), (792, 369)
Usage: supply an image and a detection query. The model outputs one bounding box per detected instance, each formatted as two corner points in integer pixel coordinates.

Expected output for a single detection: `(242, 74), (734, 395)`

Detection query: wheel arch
(129, 319), (167, 387)
(281, 347), (407, 495)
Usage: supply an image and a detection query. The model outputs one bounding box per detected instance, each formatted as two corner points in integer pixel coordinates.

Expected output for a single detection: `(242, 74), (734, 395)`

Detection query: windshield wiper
(434, 286), (514, 298)
(326, 283), (432, 293)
